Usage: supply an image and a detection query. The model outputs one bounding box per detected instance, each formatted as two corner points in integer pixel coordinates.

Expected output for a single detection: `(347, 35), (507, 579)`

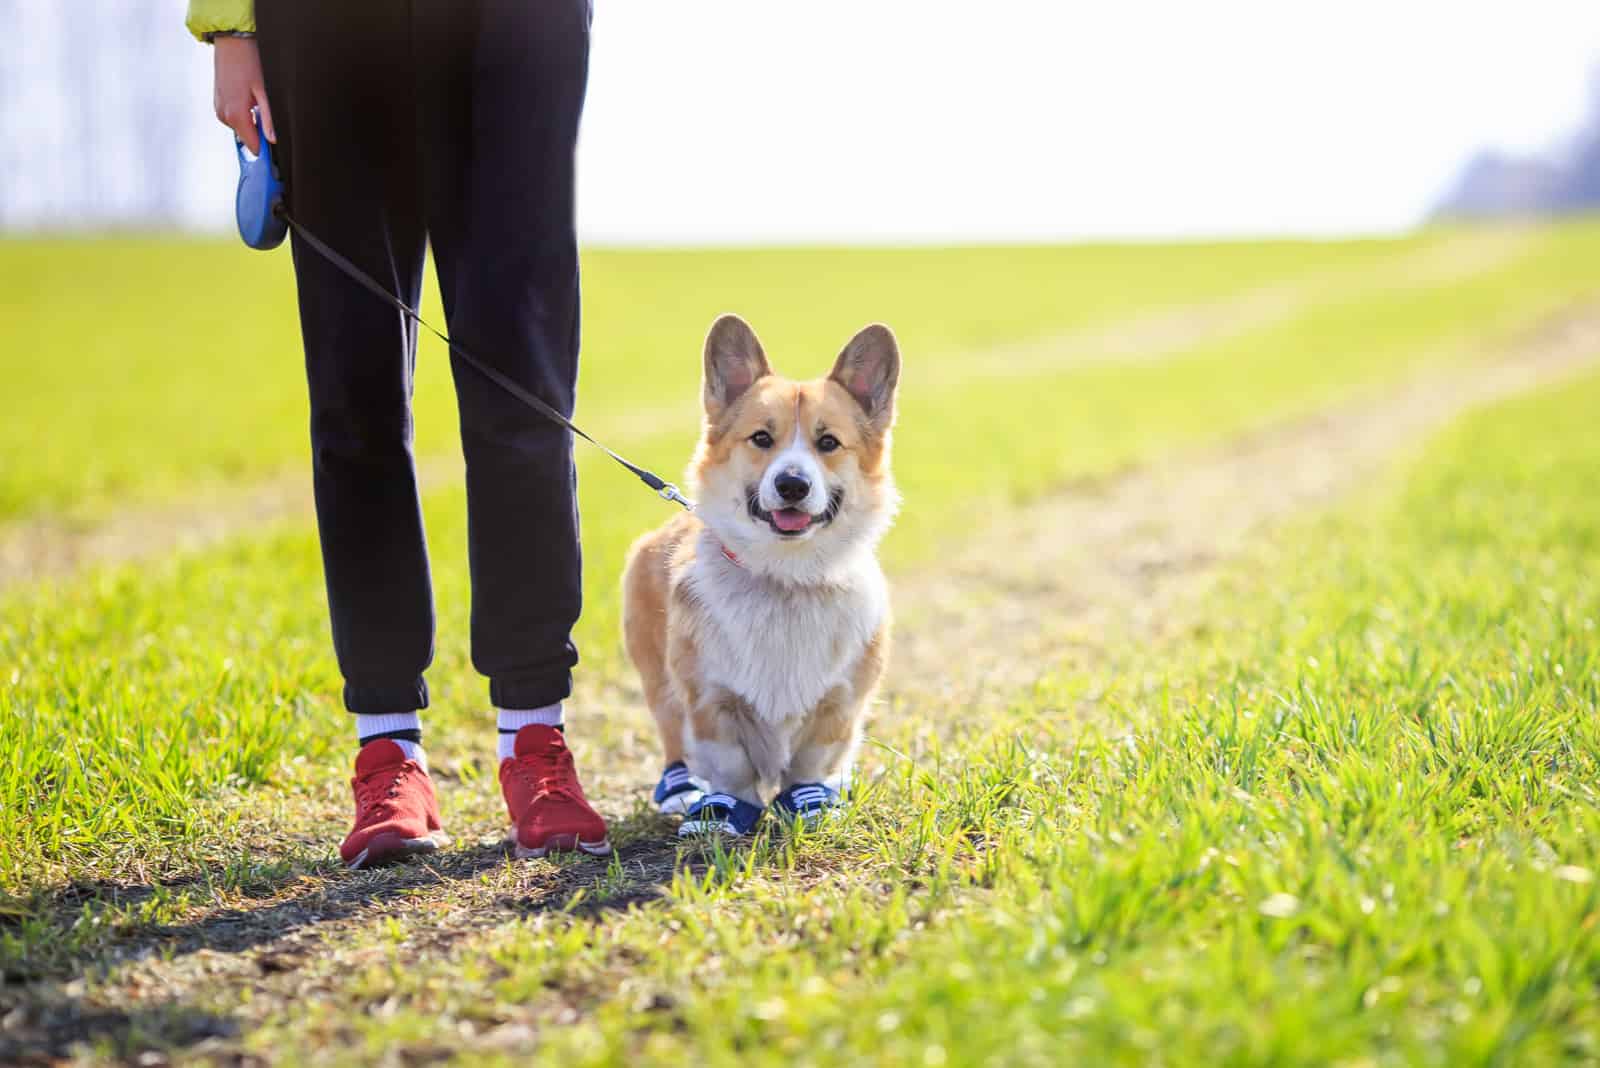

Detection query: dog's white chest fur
(685, 538), (887, 722)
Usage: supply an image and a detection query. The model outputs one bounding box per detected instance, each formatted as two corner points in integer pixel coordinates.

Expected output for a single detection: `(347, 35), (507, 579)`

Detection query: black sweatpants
(257, 0), (590, 715)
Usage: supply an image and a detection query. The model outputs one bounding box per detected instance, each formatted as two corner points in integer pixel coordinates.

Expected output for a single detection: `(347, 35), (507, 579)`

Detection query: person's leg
(258, 2), (435, 722)
(417, 0), (589, 717)
(257, 1), (445, 868)
(414, 0), (607, 856)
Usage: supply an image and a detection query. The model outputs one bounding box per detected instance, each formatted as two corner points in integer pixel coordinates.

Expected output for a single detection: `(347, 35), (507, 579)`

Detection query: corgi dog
(622, 314), (901, 836)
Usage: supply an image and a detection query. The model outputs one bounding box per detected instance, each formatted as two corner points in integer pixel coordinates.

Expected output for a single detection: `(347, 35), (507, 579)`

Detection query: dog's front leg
(783, 687), (865, 787)
(769, 691), (864, 826)
(679, 688), (768, 836)
(774, 628), (887, 823)
(774, 687), (864, 805)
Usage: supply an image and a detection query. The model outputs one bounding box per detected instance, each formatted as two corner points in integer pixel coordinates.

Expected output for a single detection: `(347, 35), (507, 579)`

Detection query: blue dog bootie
(653, 761), (705, 816)
(772, 781), (844, 827)
(678, 792), (765, 838)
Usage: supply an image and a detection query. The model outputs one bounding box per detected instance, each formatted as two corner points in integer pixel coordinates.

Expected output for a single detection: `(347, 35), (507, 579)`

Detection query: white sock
(356, 712), (427, 773)
(497, 703), (563, 760)
(392, 739), (426, 772)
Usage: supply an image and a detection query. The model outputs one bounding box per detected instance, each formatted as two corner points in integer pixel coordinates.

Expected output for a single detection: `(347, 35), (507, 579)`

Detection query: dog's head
(689, 314), (901, 580)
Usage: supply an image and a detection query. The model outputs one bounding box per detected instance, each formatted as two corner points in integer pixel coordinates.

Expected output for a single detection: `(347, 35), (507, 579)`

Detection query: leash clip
(657, 483), (694, 510)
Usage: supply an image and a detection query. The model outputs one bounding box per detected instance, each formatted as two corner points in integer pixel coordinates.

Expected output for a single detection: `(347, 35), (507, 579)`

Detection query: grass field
(3, 221), (1600, 1064)
(3, 225), (1593, 524)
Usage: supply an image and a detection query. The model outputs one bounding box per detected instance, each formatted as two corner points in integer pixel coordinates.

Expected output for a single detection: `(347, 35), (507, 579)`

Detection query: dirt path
(887, 304), (1600, 710)
(5, 300), (1594, 1065)
(0, 456), (462, 593)
(0, 228), (1534, 594)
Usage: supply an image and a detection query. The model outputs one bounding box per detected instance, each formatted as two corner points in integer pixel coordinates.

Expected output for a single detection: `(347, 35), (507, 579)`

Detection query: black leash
(280, 210), (694, 512)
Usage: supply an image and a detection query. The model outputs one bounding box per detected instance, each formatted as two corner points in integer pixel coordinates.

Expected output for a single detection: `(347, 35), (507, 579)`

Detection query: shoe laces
(509, 738), (584, 802)
(355, 762), (415, 815)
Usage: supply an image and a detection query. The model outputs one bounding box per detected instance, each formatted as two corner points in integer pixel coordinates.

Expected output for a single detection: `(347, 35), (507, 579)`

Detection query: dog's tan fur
(622, 315), (900, 807)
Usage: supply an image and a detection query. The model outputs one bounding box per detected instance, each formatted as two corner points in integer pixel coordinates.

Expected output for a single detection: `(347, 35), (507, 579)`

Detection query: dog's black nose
(775, 472), (811, 504)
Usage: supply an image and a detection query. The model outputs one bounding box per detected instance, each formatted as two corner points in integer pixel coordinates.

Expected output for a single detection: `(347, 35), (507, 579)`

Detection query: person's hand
(213, 35), (275, 154)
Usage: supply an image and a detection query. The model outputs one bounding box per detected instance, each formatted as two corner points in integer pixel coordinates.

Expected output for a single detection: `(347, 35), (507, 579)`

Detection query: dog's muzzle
(748, 486), (844, 537)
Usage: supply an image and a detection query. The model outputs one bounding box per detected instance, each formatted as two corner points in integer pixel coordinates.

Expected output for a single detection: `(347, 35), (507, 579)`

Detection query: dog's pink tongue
(772, 508), (813, 532)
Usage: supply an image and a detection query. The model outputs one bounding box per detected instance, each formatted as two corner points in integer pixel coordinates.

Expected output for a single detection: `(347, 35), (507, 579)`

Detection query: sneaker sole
(503, 828), (613, 859)
(346, 831), (449, 871)
(676, 818), (750, 838)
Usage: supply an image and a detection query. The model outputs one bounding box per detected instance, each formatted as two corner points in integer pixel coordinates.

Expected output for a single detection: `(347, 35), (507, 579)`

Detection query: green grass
(4, 223), (1600, 1063)
(8, 225), (1600, 893)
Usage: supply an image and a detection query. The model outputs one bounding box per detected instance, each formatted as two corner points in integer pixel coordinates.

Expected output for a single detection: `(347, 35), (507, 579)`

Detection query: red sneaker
(340, 739), (448, 870)
(499, 725), (611, 858)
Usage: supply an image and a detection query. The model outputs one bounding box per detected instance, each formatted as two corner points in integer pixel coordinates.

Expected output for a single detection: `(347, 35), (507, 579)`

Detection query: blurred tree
(0, 0), (198, 231)
(1435, 64), (1600, 219)
(1552, 73), (1600, 209)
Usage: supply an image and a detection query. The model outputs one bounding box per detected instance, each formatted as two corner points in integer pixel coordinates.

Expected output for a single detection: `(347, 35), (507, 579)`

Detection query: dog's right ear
(702, 314), (771, 422)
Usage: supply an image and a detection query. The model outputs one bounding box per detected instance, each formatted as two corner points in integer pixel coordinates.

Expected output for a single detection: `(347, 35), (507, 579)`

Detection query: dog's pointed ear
(703, 314), (771, 421)
(829, 323), (900, 430)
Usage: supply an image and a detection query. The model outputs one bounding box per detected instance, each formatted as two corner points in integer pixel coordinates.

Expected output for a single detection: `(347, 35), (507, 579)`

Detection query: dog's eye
(817, 434), (841, 453)
(749, 430), (774, 449)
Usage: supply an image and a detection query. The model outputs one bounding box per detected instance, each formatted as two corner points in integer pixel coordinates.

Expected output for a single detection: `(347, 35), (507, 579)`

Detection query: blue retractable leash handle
(230, 111), (692, 510)
(234, 113), (287, 250)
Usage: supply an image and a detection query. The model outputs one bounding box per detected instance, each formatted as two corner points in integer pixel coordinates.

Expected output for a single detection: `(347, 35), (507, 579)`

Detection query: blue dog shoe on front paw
(772, 782), (844, 826)
(653, 761), (705, 816)
(677, 792), (765, 838)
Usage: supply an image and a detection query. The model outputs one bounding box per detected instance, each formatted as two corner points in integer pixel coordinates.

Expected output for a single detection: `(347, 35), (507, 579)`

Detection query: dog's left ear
(703, 313), (772, 422)
(829, 324), (900, 430)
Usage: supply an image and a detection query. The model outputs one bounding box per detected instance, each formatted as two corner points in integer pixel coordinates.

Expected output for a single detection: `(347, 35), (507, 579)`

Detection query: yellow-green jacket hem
(185, 0), (255, 42)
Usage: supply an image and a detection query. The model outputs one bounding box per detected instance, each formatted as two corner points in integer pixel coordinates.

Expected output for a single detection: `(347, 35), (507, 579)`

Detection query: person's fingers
(228, 101), (260, 154)
(253, 86), (277, 144)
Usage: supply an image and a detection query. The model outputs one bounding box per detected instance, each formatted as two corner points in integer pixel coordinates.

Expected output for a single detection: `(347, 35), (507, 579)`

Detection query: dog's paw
(772, 782), (844, 828)
(653, 761), (705, 816)
(677, 792), (764, 838)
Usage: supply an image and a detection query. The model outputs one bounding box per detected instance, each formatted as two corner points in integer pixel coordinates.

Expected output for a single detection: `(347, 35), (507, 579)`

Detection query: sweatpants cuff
(490, 671), (572, 711)
(344, 677), (429, 715)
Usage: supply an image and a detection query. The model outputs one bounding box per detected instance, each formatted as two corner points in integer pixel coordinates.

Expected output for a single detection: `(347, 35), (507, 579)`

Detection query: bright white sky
(574, 0), (1600, 243)
(14, 0), (1597, 243)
